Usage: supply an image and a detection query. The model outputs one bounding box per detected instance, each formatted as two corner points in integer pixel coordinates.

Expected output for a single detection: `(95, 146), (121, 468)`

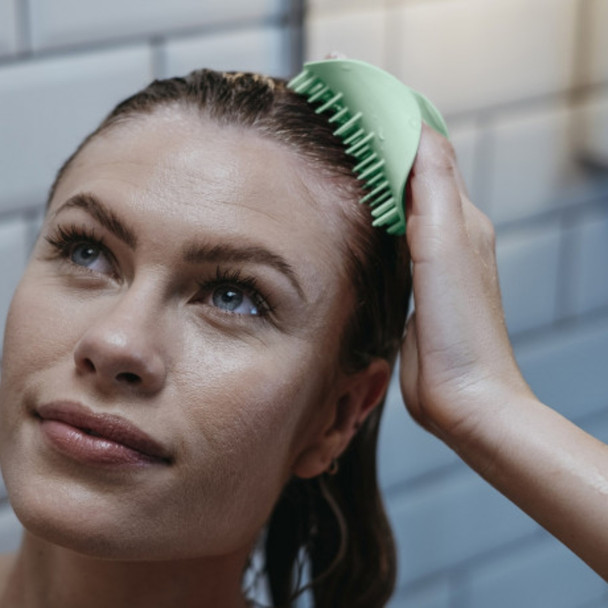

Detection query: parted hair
(48, 68), (411, 607)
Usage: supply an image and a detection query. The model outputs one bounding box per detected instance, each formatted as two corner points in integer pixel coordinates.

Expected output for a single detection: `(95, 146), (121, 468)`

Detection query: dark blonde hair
(48, 69), (411, 607)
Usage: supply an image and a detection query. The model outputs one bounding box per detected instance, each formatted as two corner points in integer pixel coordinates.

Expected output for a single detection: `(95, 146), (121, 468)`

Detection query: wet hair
(48, 69), (411, 607)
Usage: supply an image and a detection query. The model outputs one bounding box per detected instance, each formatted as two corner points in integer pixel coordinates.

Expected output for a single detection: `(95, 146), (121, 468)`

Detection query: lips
(36, 401), (172, 466)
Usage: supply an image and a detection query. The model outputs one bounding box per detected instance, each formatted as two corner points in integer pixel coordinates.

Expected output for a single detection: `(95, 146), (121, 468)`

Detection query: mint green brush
(288, 59), (449, 235)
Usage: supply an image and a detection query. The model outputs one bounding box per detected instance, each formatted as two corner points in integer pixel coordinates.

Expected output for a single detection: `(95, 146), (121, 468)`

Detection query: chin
(7, 477), (262, 563)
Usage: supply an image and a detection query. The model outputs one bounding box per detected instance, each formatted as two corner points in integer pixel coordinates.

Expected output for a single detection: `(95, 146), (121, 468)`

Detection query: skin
(0, 108), (389, 607)
(401, 126), (608, 582)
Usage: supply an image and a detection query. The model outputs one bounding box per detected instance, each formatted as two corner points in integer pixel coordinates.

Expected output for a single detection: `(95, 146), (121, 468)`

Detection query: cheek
(175, 337), (336, 493)
(1, 278), (75, 388)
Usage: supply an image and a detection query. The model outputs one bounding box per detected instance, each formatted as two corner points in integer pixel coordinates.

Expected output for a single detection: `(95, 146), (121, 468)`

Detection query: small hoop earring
(327, 458), (339, 476)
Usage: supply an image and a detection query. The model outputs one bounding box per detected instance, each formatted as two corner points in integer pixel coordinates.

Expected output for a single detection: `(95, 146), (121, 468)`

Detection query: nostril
(83, 358), (96, 373)
(116, 372), (142, 385)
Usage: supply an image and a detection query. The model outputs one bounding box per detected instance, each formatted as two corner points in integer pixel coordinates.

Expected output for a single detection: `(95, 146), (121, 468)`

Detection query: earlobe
(292, 358), (391, 479)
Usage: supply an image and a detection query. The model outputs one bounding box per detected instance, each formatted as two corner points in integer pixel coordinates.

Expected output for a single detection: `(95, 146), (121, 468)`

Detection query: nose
(73, 291), (167, 396)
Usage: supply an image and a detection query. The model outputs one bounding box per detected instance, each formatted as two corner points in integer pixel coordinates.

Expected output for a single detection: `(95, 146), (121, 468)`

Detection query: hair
(48, 69), (411, 607)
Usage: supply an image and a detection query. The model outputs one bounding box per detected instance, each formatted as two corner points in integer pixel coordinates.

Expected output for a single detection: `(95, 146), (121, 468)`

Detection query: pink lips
(36, 401), (172, 466)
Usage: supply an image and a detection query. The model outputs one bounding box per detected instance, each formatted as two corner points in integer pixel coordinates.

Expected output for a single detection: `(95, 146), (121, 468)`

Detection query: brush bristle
(288, 69), (400, 234)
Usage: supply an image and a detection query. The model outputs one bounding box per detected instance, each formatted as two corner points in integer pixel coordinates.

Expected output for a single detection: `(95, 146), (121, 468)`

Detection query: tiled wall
(0, 0), (607, 606)
(306, 0), (608, 606)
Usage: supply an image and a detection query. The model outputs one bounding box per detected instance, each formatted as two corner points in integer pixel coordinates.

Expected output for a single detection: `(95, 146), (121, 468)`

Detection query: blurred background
(0, 0), (607, 606)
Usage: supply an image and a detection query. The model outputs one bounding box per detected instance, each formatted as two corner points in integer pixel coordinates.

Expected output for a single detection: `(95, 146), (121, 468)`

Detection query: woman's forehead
(54, 111), (348, 221)
(48, 111), (358, 299)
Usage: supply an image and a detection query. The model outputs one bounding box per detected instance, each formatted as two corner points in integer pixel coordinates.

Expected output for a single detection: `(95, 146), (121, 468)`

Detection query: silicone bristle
(287, 58), (451, 236)
(360, 180), (390, 204)
(371, 198), (396, 217)
(366, 172), (385, 187)
(291, 75), (318, 94)
(333, 112), (362, 136)
(316, 92), (344, 114)
(358, 159), (385, 181)
(369, 190), (392, 207)
(374, 207), (399, 224)
(329, 107), (349, 123)
(353, 153), (378, 173)
(307, 85), (330, 103)
(346, 132), (374, 155)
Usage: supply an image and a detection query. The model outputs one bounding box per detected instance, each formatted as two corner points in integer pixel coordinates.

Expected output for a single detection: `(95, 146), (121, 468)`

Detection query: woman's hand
(400, 125), (532, 447)
(400, 126), (608, 582)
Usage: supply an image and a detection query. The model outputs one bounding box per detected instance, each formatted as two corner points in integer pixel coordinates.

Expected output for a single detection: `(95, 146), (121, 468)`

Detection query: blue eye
(69, 242), (113, 274)
(211, 285), (260, 315)
(45, 225), (115, 277)
(71, 243), (101, 267)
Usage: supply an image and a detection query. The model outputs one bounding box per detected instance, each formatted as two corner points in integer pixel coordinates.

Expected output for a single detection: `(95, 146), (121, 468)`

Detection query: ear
(292, 358), (391, 479)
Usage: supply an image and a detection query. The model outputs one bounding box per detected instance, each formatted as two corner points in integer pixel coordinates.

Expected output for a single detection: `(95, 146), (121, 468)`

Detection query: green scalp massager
(288, 59), (449, 236)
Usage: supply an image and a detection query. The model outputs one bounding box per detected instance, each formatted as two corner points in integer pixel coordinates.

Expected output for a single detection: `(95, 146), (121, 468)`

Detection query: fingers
(406, 126), (469, 264)
(407, 126), (463, 223)
(407, 125), (496, 266)
(462, 197), (497, 262)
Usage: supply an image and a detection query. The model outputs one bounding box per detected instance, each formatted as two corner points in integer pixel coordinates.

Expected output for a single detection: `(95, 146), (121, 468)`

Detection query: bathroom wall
(306, 0), (608, 605)
(1, 1), (608, 606)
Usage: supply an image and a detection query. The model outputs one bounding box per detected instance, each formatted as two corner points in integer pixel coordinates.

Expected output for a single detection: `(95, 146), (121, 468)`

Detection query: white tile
(29, 0), (283, 51)
(496, 223), (561, 335)
(0, 505), (22, 553)
(379, 371), (457, 489)
(0, 0), (18, 57)
(307, 0), (386, 13)
(0, 46), (153, 213)
(387, 0), (577, 115)
(576, 91), (608, 165)
(585, 0), (608, 86)
(514, 317), (608, 421)
(576, 210), (608, 314)
(487, 103), (587, 225)
(0, 217), (29, 351)
(467, 534), (606, 608)
(163, 25), (289, 79)
(577, 599), (608, 608)
(305, 6), (388, 67)
(389, 578), (451, 608)
(387, 468), (536, 586)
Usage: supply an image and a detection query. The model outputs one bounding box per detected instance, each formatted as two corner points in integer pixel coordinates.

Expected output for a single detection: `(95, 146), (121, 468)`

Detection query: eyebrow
(52, 192), (306, 301)
(53, 193), (138, 249)
(183, 242), (306, 301)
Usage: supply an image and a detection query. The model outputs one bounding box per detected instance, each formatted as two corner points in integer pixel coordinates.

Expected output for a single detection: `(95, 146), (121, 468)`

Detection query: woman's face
(0, 108), (359, 560)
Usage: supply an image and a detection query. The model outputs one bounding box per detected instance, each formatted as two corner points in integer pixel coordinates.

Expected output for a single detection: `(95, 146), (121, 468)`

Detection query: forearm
(450, 393), (608, 581)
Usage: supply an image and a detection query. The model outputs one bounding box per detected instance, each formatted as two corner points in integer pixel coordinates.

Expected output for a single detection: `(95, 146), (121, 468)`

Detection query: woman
(0, 69), (408, 607)
(1, 66), (607, 608)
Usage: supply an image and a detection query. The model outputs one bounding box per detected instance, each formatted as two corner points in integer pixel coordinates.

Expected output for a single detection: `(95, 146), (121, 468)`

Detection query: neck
(1, 532), (251, 608)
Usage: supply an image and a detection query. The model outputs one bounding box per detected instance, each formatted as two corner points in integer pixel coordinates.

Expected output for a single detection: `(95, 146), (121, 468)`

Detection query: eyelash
(45, 224), (115, 274)
(198, 267), (273, 318)
(45, 224), (273, 319)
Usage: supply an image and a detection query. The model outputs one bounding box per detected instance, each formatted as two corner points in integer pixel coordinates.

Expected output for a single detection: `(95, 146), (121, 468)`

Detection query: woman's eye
(69, 242), (113, 274)
(210, 285), (261, 316)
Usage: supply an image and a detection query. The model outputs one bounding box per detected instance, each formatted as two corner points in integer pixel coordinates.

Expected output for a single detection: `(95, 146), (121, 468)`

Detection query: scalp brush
(288, 59), (449, 235)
